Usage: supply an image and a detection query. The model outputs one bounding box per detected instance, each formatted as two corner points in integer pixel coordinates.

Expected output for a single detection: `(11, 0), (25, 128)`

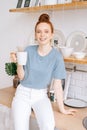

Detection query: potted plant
(5, 62), (20, 88)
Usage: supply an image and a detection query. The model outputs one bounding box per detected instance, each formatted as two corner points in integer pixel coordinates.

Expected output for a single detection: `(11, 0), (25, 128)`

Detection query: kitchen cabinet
(9, 1), (87, 13)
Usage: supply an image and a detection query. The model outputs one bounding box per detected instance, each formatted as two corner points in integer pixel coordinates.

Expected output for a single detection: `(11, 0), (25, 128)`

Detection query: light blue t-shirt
(20, 45), (66, 89)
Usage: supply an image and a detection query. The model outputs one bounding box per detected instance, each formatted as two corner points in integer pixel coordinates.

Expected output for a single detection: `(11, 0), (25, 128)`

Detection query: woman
(11, 13), (76, 130)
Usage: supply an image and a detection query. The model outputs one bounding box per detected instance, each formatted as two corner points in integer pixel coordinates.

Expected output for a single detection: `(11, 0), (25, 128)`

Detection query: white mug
(17, 52), (27, 65)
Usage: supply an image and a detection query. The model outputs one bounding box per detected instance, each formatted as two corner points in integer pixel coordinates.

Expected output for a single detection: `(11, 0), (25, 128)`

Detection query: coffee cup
(17, 52), (27, 65)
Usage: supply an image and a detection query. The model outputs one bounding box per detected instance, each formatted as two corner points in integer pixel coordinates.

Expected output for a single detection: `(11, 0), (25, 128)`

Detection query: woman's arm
(17, 65), (24, 80)
(53, 79), (77, 115)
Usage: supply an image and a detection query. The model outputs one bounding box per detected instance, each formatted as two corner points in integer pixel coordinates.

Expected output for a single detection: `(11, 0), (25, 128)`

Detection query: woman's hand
(60, 108), (77, 116)
(10, 52), (17, 63)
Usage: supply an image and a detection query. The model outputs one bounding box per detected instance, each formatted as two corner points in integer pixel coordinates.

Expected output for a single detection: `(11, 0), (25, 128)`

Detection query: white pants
(11, 84), (55, 130)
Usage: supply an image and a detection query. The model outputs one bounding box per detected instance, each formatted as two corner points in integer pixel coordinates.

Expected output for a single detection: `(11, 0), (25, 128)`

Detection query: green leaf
(5, 62), (17, 76)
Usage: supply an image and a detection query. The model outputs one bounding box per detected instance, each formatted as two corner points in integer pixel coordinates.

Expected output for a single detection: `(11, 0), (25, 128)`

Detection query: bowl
(73, 52), (86, 59)
(59, 46), (74, 58)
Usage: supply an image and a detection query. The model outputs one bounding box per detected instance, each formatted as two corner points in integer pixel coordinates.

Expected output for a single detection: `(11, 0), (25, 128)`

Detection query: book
(24, 0), (31, 7)
(21, 0), (26, 8)
(16, 0), (23, 8)
(35, 0), (39, 6)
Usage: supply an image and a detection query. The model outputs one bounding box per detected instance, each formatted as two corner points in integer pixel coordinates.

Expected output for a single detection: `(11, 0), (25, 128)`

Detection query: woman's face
(35, 22), (53, 46)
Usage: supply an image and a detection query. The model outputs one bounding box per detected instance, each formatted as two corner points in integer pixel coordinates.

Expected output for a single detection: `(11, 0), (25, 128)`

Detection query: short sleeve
(53, 53), (66, 80)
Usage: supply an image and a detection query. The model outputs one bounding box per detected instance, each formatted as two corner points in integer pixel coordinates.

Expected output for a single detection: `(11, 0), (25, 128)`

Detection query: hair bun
(38, 13), (50, 22)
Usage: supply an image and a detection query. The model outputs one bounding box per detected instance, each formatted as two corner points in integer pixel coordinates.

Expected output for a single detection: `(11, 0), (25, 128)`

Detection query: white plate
(64, 98), (87, 108)
(52, 29), (65, 47)
(82, 117), (87, 129)
(66, 31), (87, 52)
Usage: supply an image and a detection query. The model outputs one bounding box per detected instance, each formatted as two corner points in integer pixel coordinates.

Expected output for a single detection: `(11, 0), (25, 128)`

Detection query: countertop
(0, 86), (86, 130)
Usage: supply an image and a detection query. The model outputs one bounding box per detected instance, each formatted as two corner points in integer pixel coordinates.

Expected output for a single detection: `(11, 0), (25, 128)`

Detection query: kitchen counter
(64, 56), (87, 64)
(0, 86), (86, 130)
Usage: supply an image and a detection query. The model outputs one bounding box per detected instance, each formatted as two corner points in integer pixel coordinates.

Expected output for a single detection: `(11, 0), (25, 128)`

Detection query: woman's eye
(45, 30), (49, 33)
(36, 30), (49, 34)
(36, 30), (41, 33)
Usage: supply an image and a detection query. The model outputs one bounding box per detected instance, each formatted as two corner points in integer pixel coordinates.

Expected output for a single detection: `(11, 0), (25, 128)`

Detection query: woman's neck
(38, 44), (52, 56)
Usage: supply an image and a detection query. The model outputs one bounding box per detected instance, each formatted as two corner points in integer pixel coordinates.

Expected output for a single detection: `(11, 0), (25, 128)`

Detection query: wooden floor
(0, 87), (86, 130)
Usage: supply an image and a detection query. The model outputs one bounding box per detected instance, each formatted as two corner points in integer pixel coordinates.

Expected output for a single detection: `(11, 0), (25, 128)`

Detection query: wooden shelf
(64, 56), (87, 64)
(9, 1), (87, 13)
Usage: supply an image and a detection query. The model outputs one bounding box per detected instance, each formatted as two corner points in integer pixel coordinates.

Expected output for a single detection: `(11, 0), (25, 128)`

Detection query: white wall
(0, 0), (87, 88)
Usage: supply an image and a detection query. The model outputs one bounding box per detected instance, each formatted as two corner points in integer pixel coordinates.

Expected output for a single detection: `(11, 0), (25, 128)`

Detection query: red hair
(35, 13), (54, 33)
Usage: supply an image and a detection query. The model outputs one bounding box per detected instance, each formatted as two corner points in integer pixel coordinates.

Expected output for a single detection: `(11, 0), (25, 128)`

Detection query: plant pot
(13, 75), (20, 88)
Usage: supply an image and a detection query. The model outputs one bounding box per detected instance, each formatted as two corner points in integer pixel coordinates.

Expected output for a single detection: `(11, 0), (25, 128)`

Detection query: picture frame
(21, 0), (26, 8)
(24, 0), (31, 7)
(16, 0), (23, 8)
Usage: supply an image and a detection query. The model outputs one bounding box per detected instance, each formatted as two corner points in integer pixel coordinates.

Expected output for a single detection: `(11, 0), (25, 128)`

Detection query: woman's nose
(40, 32), (45, 37)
